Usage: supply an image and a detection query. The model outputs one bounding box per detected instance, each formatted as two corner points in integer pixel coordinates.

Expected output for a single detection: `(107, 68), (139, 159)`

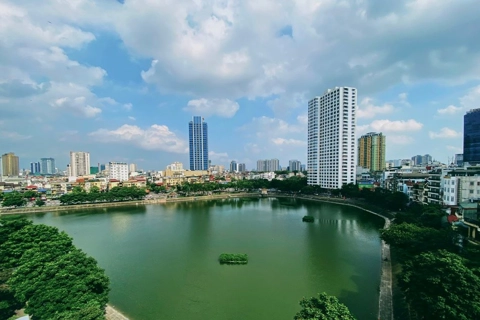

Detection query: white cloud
(124, 103), (133, 110)
(429, 127), (461, 139)
(388, 135), (414, 145)
(267, 92), (307, 115)
(128, 116), (136, 121)
(0, 131), (32, 140)
(184, 98), (239, 118)
(460, 85), (480, 110)
(357, 98), (395, 119)
(437, 105), (462, 115)
(398, 92), (410, 107)
(369, 119), (423, 132)
(51, 96), (101, 118)
(89, 124), (188, 153)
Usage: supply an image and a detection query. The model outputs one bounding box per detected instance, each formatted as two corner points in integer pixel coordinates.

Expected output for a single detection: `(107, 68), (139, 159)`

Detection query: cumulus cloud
(209, 151), (230, 163)
(437, 105), (463, 115)
(51, 96), (101, 118)
(357, 98), (395, 119)
(89, 124), (188, 153)
(460, 85), (480, 110)
(184, 98), (239, 118)
(369, 119), (423, 132)
(429, 127), (461, 139)
(271, 138), (306, 146)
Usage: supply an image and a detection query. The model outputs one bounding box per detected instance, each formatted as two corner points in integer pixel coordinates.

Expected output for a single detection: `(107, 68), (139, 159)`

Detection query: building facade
(358, 132), (386, 172)
(289, 160), (302, 172)
(69, 151), (90, 177)
(30, 162), (41, 174)
(230, 160), (238, 173)
(108, 162), (129, 181)
(464, 108), (480, 165)
(307, 87), (357, 189)
(41, 158), (55, 175)
(129, 163), (137, 173)
(2, 153), (19, 176)
(238, 163), (246, 172)
(256, 159), (280, 172)
(189, 116), (208, 170)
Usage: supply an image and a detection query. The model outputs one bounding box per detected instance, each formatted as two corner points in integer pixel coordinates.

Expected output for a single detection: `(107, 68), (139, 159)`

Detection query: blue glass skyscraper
(464, 108), (480, 165)
(189, 116), (208, 170)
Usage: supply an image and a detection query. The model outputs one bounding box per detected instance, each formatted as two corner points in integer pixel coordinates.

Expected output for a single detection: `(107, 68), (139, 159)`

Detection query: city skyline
(0, 1), (477, 170)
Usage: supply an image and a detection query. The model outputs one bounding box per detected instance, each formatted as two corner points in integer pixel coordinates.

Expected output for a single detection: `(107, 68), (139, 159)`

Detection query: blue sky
(1, 0), (479, 171)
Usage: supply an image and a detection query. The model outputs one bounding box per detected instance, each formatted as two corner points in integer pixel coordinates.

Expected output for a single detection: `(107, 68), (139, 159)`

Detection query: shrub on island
(219, 253), (248, 265)
(302, 215), (314, 223)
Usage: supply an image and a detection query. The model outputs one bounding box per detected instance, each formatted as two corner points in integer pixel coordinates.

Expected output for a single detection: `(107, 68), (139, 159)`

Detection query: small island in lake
(302, 215), (314, 222)
(219, 253), (248, 264)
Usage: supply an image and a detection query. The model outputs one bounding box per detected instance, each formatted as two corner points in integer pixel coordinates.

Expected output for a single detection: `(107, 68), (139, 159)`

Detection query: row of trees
(59, 186), (147, 205)
(0, 216), (110, 319)
(1, 191), (45, 208)
(380, 204), (480, 319)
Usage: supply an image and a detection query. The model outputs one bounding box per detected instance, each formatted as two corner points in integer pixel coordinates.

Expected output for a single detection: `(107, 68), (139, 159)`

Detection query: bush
(302, 216), (314, 223)
(219, 253), (248, 264)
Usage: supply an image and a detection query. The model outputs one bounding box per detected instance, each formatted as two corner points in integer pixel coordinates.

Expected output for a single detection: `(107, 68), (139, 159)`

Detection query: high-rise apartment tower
(464, 108), (480, 165)
(69, 151), (90, 177)
(358, 132), (386, 172)
(189, 116), (208, 170)
(2, 153), (19, 176)
(307, 87), (357, 189)
(41, 158), (56, 175)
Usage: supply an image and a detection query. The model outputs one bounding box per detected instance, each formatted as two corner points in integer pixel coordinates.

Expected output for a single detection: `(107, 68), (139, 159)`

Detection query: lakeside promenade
(2, 193), (394, 320)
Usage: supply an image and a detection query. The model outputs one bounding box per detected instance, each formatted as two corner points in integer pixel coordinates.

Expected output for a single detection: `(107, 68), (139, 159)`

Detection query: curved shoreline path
(106, 305), (129, 320)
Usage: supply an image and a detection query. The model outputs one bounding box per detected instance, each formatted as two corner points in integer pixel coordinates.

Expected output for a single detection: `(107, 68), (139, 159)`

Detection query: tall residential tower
(189, 116), (208, 170)
(2, 153), (19, 176)
(358, 132), (386, 172)
(69, 151), (90, 177)
(307, 87), (357, 189)
(464, 108), (480, 165)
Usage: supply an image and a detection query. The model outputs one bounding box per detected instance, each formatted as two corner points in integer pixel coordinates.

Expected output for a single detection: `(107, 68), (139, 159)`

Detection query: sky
(1, 0), (479, 171)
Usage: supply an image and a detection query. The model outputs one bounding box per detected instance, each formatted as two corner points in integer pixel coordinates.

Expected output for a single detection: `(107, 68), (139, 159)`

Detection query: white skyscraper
(109, 162), (129, 181)
(69, 151), (90, 177)
(307, 87), (357, 189)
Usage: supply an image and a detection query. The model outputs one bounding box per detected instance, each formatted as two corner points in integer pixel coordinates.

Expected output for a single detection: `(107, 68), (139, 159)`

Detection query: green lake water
(29, 197), (384, 320)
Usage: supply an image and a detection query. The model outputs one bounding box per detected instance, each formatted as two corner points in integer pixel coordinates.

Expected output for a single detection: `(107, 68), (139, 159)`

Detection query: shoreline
(3, 193), (393, 320)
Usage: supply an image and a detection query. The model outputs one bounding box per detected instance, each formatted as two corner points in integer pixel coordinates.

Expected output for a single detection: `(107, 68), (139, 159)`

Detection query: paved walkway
(106, 305), (129, 320)
(378, 219), (393, 320)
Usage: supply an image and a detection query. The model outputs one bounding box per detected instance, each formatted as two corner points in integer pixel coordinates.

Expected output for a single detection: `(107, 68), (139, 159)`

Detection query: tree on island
(294, 293), (356, 320)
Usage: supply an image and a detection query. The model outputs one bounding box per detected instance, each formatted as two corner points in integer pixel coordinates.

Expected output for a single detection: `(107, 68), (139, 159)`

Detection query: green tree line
(59, 186), (146, 205)
(380, 203), (480, 320)
(0, 216), (110, 319)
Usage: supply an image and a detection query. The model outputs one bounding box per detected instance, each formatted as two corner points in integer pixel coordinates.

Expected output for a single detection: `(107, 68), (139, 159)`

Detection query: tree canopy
(0, 217), (110, 319)
(294, 292), (356, 320)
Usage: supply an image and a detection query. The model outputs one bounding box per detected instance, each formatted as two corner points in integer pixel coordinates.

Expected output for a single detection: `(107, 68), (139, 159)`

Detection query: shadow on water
(49, 204), (148, 217)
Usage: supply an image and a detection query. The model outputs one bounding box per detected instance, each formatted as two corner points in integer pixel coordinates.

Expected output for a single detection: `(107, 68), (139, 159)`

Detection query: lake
(29, 197), (384, 320)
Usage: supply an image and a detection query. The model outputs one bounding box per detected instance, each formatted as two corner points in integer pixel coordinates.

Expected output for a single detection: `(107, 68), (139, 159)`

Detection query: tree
(400, 250), (480, 320)
(294, 293), (356, 320)
(35, 199), (45, 207)
(1, 192), (26, 207)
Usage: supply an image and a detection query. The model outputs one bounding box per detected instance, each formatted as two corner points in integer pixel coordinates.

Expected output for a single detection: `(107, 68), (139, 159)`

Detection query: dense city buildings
(256, 159), (280, 172)
(411, 154), (432, 166)
(307, 87), (357, 189)
(358, 132), (386, 172)
(40, 158), (56, 175)
(189, 116), (209, 170)
(464, 108), (480, 165)
(289, 160), (302, 172)
(129, 163), (138, 173)
(68, 151), (90, 177)
(2, 152), (19, 176)
(109, 161), (129, 181)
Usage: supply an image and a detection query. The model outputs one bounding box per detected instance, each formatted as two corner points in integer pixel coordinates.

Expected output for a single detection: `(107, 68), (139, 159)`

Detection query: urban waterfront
(29, 198), (384, 320)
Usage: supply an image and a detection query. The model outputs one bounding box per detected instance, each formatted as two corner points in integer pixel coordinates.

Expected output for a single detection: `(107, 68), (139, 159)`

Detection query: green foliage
(302, 216), (314, 223)
(35, 199), (45, 207)
(1, 192), (27, 207)
(59, 186), (146, 205)
(23, 190), (38, 199)
(400, 250), (480, 320)
(380, 223), (455, 259)
(0, 269), (23, 320)
(0, 217), (109, 319)
(219, 253), (248, 264)
(294, 292), (356, 320)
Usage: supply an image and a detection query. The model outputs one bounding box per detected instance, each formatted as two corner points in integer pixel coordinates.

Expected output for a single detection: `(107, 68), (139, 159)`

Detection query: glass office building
(464, 108), (480, 165)
(189, 116), (209, 170)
